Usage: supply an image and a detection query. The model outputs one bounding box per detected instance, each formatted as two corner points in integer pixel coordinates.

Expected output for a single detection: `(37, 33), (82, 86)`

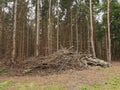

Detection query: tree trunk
(76, 14), (79, 52)
(36, 0), (40, 56)
(107, 0), (111, 65)
(57, 0), (59, 51)
(70, 9), (73, 48)
(87, 17), (90, 54)
(12, 0), (17, 63)
(89, 0), (96, 58)
(48, 0), (52, 54)
(0, 11), (5, 57)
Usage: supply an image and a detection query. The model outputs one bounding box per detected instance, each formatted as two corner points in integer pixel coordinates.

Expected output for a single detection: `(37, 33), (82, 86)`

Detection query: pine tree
(12, 0), (17, 63)
(36, 0), (40, 56)
(107, 0), (111, 65)
(90, 0), (96, 58)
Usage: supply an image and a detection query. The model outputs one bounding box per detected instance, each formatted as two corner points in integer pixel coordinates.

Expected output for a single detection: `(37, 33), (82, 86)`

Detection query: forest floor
(0, 61), (120, 90)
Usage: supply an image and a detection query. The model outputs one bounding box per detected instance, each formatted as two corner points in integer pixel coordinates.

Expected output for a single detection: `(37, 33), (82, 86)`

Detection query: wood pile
(22, 49), (109, 72)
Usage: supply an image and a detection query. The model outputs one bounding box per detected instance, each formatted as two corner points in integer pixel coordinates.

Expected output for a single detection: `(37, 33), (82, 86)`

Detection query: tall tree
(48, 0), (52, 54)
(36, 0), (40, 56)
(76, 13), (79, 52)
(90, 0), (96, 58)
(0, 6), (5, 57)
(57, 0), (60, 51)
(70, 8), (73, 48)
(107, 0), (111, 64)
(12, 0), (17, 63)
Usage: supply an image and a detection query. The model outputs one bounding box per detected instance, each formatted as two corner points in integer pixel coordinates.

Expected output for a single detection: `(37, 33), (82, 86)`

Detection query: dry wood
(22, 48), (109, 72)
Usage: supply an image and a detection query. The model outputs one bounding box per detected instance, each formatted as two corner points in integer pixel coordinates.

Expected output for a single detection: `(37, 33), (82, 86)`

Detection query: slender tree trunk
(26, 25), (29, 57)
(36, 0), (40, 56)
(76, 14), (79, 52)
(70, 9), (73, 48)
(89, 0), (96, 58)
(22, 24), (25, 60)
(107, 0), (111, 65)
(87, 17), (90, 54)
(0, 8), (1, 34)
(12, 0), (17, 63)
(0, 11), (5, 57)
(57, 0), (59, 51)
(80, 21), (83, 51)
(48, 0), (52, 54)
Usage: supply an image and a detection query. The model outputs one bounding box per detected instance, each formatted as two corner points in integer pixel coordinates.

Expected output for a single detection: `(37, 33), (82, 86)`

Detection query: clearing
(0, 62), (120, 90)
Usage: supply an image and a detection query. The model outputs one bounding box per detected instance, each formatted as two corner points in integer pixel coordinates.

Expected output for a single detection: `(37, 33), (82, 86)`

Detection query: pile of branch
(22, 49), (109, 72)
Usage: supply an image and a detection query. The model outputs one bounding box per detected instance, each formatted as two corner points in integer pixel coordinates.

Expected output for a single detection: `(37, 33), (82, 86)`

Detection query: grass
(103, 76), (120, 90)
(80, 86), (89, 90)
(43, 85), (64, 90)
(14, 82), (39, 90)
(0, 80), (13, 90)
(2, 75), (120, 90)
(3, 81), (64, 90)
(2, 66), (120, 90)
(79, 75), (120, 90)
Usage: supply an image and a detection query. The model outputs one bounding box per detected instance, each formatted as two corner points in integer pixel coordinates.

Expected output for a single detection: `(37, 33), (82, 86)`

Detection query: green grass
(4, 82), (40, 90)
(43, 85), (64, 90)
(80, 86), (89, 90)
(0, 80), (13, 90)
(79, 75), (120, 90)
(2, 66), (120, 90)
(3, 81), (64, 90)
(3, 75), (120, 90)
(103, 76), (120, 90)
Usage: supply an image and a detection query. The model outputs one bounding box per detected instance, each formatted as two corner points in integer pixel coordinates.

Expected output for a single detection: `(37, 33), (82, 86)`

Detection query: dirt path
(0, 62), (120, 90)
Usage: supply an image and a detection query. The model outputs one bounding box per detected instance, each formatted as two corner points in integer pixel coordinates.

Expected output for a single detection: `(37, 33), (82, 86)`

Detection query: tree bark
(0, 10), (5, 57)
(48, 0), (52, 54)
(89, 0), (96, 58)
(57, 0), (59, 51)
(70, 9), (73, 48)
(36, 0), (40, 56)
(107, 0), (111, 64)
(76, 14), (79, 52)
(87, 17), (90, 54)
(12, 0), (17, 63)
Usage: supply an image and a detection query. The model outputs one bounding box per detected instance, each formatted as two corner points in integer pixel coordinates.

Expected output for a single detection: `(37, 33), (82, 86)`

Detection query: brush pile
(23, 49), (109, 72)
